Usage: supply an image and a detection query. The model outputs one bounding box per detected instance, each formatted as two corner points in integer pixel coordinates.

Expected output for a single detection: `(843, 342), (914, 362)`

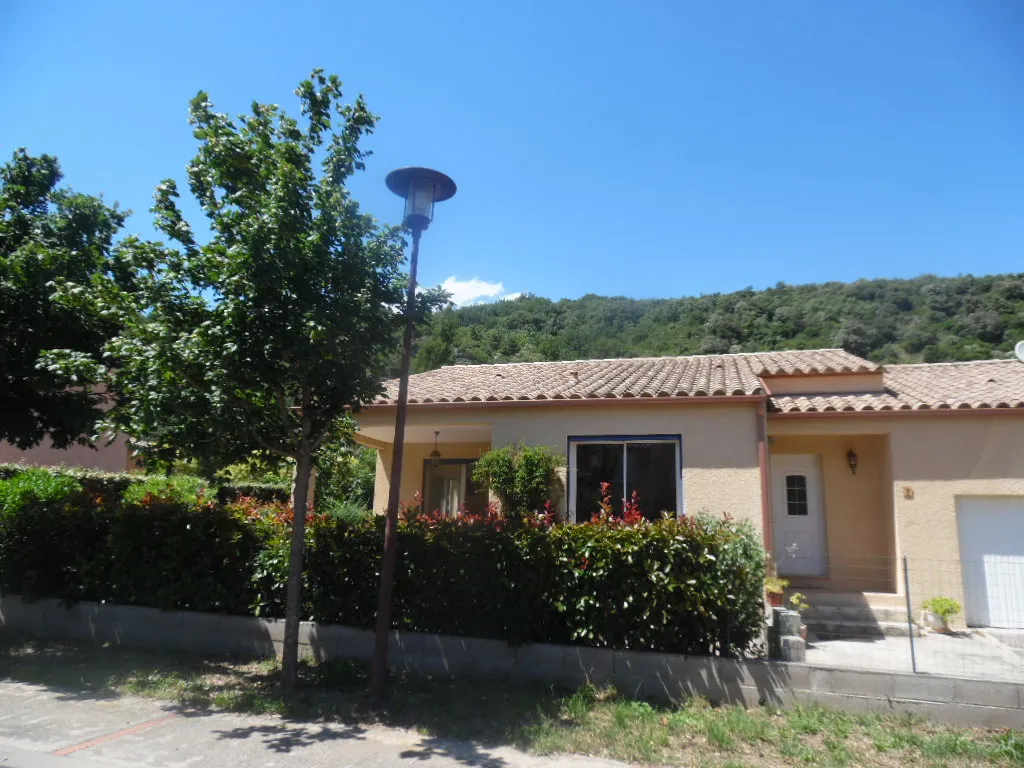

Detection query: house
(353, 348), (1024, 631)
(0, 385), (132, 473)
(0, 434), (133, 473)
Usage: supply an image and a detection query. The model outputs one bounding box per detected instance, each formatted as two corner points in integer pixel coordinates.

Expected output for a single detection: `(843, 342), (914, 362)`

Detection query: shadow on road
(0, 636), (561, 763)
(401, 736), (509, 768)
(213, 721), (367, 753)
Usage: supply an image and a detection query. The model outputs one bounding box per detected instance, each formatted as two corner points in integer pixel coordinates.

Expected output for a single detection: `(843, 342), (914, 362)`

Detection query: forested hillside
(412, 273), (1024, 372)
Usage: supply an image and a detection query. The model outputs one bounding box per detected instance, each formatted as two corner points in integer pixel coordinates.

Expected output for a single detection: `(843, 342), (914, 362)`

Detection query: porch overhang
(354, 423), (492, 447)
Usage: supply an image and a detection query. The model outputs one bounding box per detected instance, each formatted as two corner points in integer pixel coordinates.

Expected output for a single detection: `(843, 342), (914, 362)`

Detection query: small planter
(921, 610), (948, 633)
(921, 597), (961, 635)
(799, 624), (808, 642)
(767, 592), (784, 608)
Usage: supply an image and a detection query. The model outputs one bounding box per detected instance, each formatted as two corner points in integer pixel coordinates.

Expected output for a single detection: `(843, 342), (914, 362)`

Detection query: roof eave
(769, 406), (1024, 419)
(361, 394), (768, 412)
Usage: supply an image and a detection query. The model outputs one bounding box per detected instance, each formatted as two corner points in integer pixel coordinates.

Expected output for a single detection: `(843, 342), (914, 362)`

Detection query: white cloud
(500, 292), (524, 302)
(441, 276), (507, 306)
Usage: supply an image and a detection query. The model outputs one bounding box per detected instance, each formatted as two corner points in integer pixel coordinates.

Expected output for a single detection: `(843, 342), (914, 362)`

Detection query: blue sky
(2, 1), (1022, 304)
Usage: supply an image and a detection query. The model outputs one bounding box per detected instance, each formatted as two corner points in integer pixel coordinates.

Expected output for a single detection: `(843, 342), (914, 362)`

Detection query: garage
(956, 496), (1024, 629)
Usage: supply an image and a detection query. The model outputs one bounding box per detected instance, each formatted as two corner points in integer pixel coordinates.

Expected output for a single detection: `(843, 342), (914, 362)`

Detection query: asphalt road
(0, 681), (621, 768)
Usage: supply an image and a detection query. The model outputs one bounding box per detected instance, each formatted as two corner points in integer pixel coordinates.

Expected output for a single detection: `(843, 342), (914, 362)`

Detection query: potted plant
(921, 597), (961, 633)
(789, 592), (810, 641)
(765, 576), (789, 608)
(764, 556), (789, 608)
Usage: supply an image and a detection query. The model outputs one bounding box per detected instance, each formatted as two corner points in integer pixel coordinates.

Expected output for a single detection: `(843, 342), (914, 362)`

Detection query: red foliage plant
(590, 481), (646, 526)
(229, 495), (325, 527)
(400, 492), (555, 531)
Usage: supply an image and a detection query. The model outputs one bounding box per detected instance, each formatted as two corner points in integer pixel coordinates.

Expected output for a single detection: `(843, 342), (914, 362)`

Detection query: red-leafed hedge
(0, 466), (765, 657)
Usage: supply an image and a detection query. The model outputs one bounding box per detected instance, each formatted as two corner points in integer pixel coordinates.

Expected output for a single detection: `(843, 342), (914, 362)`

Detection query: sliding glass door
(569, 436), (681, 521)
(423, 459), (488, 516)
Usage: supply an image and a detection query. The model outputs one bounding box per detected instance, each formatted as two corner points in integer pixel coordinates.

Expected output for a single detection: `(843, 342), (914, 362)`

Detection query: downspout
(757, 397), (774, 553)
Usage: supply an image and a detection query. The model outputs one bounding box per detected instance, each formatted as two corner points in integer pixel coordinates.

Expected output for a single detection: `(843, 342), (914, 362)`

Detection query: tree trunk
(281, 448), (314, 690)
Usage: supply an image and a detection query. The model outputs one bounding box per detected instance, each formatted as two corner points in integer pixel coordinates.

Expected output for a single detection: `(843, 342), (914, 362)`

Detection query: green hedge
(0, 464), (289, 504)
(0, 468), (260, 613)
(0, 467), (765, 657)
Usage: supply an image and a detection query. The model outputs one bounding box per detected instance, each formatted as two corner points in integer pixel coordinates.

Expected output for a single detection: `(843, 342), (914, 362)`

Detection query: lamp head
(385, 167), (456, 232)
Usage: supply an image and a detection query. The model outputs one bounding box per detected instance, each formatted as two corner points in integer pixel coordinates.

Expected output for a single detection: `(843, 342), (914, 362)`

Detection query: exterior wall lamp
(847, 449), (858, 475)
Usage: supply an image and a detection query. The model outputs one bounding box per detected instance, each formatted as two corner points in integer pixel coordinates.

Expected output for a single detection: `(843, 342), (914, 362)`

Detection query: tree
(412, 308), (458, 371)
(0, 150), (126, 448)
(406, 273), (1024, 369)
(104, 71), (436, 688)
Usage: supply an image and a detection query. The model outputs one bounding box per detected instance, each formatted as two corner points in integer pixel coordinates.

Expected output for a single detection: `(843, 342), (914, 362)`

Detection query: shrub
(0, 464), (139, 499)
(0, 467), (83, 514)
(320, 498), (374, 524)
(538, 514), (765, 654)
(99, 503), (261, 613)
(121, 475), (209, 506)
(0, 469), (91, 602)
(215, 482), (290, 505)
(0, 464), (289, 505)
(302, 510), (764, 656)
(0, 466), (765, 658)
(315, 436), (376, 512)
(0, 473), (261, 612)
(472, 443), (563, 516)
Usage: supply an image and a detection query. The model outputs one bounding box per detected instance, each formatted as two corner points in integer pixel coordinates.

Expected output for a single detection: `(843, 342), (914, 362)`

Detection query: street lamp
(372, 166), (456, 703)
(385, 166), (457, 232)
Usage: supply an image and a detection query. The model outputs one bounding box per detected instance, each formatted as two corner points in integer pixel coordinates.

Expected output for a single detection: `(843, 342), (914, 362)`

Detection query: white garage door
(956, 497), (1024, 629)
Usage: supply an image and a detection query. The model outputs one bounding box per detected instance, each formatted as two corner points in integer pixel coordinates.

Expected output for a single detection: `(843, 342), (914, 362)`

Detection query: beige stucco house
(354, 349), (1024, 630)
(0, 434), (133, 473)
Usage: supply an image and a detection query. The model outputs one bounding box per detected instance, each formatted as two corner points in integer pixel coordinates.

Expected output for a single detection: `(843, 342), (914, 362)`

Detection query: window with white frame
(568, 436), (682, 522)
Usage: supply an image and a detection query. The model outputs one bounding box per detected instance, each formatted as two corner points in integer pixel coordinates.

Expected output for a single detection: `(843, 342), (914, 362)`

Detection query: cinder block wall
(2, 597), (1021, 728)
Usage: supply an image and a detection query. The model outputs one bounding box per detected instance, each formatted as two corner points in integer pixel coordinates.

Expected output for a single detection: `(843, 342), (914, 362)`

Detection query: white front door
(771, 454), (828, 577)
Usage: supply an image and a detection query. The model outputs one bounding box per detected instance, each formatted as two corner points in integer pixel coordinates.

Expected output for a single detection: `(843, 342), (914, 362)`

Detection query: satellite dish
(1016, 340), (1024, 363)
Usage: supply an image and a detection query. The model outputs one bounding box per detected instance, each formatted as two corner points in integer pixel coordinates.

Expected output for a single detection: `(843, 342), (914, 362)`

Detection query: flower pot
(767, 592), (784, 608)
(921, 610), (948, 633)
(799, 624), (808, 642)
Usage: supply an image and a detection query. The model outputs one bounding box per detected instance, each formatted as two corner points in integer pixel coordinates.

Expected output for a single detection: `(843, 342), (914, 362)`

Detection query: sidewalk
(804, 630), (1024, 683)
(0, 680), (622, 768)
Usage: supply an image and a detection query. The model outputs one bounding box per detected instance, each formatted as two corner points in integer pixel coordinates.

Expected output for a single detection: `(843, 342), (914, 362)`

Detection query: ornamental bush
(0, 466), (765, 657)
(0, 464), (289, 504)
(471, 444), (563, 517)
(0, 471), (261, 613)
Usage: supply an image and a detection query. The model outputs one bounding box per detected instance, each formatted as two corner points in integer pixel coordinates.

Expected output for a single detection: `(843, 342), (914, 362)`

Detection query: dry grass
(1, 637), (1022, 767)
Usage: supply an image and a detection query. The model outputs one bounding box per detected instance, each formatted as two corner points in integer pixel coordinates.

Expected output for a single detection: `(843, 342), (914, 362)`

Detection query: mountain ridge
(411, 273), (1024, 372)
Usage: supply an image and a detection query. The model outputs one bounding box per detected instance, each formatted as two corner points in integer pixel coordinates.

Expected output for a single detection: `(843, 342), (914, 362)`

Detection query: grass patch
(1, 636), (1022, 767)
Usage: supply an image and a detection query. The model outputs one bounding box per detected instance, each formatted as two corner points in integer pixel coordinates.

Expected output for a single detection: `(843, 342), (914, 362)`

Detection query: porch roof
(372, 349), (877, 405)
(770, 359), (1024, 413)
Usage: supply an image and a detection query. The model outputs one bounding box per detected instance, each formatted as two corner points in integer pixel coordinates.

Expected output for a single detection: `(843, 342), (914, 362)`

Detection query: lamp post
(372, 167), (456, 703)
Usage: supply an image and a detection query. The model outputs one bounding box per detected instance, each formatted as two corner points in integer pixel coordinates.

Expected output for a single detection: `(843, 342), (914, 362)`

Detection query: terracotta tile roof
(770, 359), (1024, 413)
(376, 349), (879, 404)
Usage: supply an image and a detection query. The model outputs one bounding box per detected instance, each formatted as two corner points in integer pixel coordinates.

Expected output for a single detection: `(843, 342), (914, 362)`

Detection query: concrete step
(801, 605), (909, 624)
(805, 619), (921, 641)
(786, 589), (904, 609)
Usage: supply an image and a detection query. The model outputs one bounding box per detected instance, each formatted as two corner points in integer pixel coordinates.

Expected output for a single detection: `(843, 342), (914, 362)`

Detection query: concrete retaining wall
(2, 596), (1021, 728)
